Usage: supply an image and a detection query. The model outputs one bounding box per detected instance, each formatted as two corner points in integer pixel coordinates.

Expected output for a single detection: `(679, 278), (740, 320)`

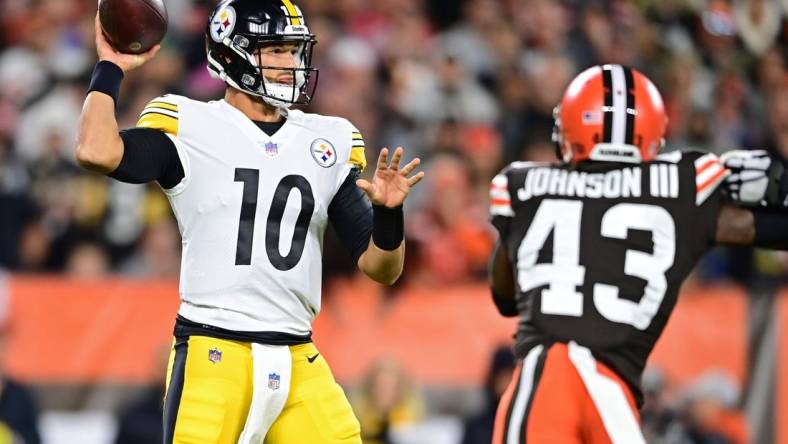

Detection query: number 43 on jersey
(518, 199), (675, 330)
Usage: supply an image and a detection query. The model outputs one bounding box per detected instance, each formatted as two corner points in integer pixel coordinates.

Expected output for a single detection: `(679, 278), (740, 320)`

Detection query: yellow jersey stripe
(137, 112), (178, 135)
(145, 101), (178, 112)
(352, 134), (363, 140)
(281, 0), (302, 25)
(141, 107), (179, 119)
(349, 147), (367, 171)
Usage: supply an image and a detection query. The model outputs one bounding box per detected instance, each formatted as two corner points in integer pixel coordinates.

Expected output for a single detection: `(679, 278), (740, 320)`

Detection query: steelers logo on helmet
(205, 0), (318, 108)
(210, 5), (236, 43)
(310, 139), (336, 168)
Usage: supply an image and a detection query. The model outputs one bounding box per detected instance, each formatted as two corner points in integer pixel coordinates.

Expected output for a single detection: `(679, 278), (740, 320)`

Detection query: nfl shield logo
(268, 373), (281, 390)
(208, 348), (222, 364)
(264, 141), (279, 157)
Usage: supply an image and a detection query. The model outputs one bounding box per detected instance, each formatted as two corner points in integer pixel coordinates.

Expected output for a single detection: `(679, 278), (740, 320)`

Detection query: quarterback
(76, 0), (423, 443)
(489, 64), (788, 444)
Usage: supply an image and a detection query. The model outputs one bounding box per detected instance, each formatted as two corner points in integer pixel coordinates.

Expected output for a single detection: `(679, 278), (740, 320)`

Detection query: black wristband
(87, 61), (124, 104)
(372, 204), (404, 250)
(753, 209), (788, 250)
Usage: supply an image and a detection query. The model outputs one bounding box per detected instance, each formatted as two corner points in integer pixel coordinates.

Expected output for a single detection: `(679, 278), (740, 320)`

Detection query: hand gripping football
(98, 0), (167, 54)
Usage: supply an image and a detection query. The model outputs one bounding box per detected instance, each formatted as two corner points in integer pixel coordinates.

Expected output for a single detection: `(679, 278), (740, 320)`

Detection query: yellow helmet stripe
(281, 0), (302, 26)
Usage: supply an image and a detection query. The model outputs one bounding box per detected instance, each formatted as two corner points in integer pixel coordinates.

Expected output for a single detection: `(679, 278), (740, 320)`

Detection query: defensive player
(75, 1), (424, 443)
(489, 64), (788, 444)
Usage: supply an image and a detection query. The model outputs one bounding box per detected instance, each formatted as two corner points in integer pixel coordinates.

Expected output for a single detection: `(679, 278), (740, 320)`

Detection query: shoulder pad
(490, 172), (514, 217)
(654, 150), (683, 163)
(136, 95), (179, 136)
(692, 151), (729, 206)
(345, 120), (366, 172)
(500, 161), (551, 175)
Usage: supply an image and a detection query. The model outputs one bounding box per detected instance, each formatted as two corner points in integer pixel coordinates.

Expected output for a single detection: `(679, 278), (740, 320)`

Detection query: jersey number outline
(517, 199), (676, 330)
(234, 168), (315, 270)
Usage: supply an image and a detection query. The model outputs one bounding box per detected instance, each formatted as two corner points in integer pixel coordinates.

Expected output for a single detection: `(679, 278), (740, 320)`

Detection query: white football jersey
(136, 95), (367, 335)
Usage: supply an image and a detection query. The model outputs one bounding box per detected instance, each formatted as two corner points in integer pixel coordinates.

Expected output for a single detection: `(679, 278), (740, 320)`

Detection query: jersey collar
(218, 99), (304, 145)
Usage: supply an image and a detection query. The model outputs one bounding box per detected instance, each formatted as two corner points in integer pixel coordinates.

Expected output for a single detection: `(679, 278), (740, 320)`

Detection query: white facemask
(259, 70), (305, 108)
(258, 50), (307, 109)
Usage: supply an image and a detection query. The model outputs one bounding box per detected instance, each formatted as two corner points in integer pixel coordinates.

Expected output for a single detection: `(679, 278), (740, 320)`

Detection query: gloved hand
(720, 150), (785, 207)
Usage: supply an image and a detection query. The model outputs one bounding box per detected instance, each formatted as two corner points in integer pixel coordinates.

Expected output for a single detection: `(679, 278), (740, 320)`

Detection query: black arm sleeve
(491, 215), (512, 240)
(753, 208), (788, 250)
(110, 128), (184, 189)
(328, 169), (373, 264)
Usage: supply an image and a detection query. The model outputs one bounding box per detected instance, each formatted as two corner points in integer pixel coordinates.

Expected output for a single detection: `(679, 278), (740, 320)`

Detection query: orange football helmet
(552, 64), (667, 163)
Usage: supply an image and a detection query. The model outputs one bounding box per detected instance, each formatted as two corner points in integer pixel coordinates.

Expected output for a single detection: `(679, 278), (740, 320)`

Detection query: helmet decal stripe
(608, 64), (628, 145)
(560, 65), (665, 163)
(206, 0), (318, 107)
(281, 0), (302, 26)
(601, 66), (614, 143)
(623, 66), (636, 145)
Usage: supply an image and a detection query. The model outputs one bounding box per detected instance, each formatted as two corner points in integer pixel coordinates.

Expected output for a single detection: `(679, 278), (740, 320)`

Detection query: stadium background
(0, 0), (787, 443)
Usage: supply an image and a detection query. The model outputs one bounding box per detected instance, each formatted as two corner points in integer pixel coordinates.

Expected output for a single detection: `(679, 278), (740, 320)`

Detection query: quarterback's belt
(174, 315), (312, 345)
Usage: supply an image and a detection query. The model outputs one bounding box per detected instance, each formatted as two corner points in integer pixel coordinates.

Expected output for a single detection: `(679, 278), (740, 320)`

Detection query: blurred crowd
(0, 0), (787, 442)
(1, 0), (787, 287)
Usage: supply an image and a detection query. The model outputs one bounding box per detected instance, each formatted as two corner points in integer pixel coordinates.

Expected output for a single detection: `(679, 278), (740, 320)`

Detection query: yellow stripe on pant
(164, 336), (361, 444)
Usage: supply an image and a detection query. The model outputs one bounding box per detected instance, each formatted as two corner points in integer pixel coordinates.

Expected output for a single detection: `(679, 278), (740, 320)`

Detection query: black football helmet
(205, 0), (318, 108)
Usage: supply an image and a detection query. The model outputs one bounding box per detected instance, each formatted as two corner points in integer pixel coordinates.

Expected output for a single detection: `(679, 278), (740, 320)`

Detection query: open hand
(356, 147), (425, 208)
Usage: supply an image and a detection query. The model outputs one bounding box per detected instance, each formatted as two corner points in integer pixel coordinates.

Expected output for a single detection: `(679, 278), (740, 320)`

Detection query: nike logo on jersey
(307, 353), (320, 363)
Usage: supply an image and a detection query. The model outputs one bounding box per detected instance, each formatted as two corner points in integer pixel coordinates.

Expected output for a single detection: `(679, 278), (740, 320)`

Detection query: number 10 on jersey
(234, 168), (315, 270)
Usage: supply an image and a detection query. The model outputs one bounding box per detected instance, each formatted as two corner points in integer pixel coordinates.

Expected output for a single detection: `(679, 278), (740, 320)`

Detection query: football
(98, 0), (167, 54)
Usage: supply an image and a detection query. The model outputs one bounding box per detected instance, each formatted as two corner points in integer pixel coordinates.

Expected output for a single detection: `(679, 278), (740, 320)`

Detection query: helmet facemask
(207, 31), (318, 109)
(251, 37), (318, 108)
